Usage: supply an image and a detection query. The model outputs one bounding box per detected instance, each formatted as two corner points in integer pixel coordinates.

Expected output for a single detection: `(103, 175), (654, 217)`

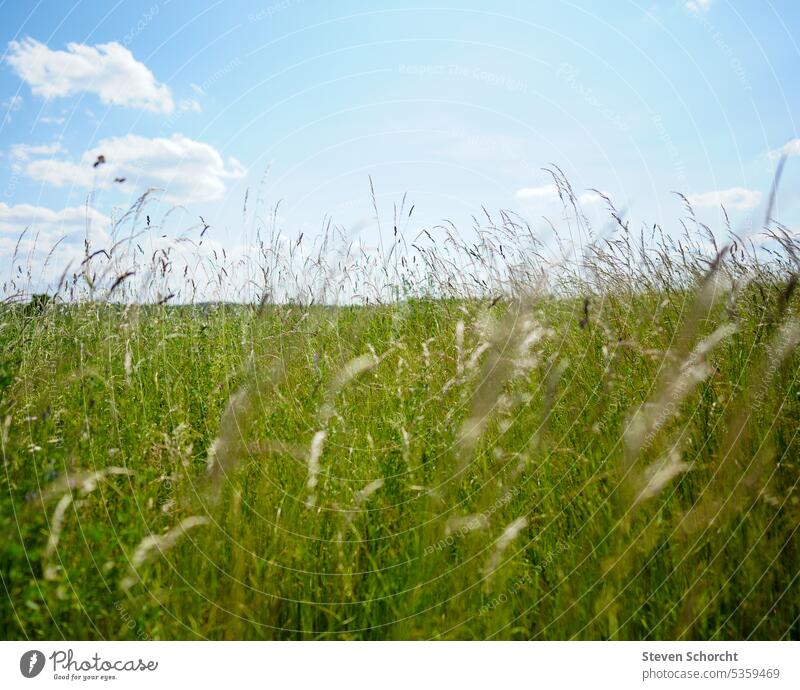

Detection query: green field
(1, 213), (799, 640)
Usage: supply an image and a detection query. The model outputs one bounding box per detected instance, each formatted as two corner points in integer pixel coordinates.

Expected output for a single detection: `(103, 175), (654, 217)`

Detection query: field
(1, 191), (799, 640)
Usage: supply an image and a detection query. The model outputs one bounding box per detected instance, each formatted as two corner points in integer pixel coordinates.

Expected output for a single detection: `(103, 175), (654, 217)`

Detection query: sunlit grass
(1, 182), (798, 640)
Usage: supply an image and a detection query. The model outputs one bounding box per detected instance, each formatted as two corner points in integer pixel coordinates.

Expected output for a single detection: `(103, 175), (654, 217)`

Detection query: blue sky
(1, 0), (799, 290)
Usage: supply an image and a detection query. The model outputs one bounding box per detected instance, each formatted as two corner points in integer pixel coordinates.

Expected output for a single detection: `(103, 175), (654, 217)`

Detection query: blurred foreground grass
(1, 277), (798, 639)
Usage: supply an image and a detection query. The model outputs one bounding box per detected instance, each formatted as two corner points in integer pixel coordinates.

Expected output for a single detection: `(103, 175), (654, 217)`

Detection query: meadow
(1, 179), (799, 640)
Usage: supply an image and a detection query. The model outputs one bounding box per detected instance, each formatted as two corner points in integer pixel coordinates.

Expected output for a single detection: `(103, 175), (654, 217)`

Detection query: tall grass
(1, 178), (798, 640)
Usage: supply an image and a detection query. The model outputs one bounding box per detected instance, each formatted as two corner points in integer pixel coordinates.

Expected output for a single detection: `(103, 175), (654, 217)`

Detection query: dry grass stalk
(484, 516), (528, 577)
(43, 493), (73, 581)
(680, 318), (800, 534)
(632, 447), (690, 506)
(205, 388), (251, 482)
(39, 466), (133, 580)
(121, 516), (210, 591)
(305, 351), (380, 507)
(624, 323), (736, 464)
(455, 301), (546, 476)
(36, 466), (133, 503)
(204, 361), (283, 492)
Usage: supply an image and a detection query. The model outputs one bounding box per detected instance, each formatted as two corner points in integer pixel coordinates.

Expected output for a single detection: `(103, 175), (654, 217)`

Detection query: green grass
(1, 272), (799, 640)
(2, 178), (799, 639)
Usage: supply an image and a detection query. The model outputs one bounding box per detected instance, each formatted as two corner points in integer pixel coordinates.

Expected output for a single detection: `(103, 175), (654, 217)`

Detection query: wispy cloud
(686, 187), (761, 210)
(38, 114), (66, 126)
(685, 0), (712, 13)
(515, 184), (558, 200)
(5, 38), (174, 113)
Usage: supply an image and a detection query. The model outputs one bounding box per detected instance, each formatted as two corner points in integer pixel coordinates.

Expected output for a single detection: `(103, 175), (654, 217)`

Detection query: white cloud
(686, 187), (761, 210)
(516, 186), (611, 207)
(686, 0), (712, 13)
(38, 114), (66, 126)
(178, 98), (202, 113)
(515, 184), (558, 200)
(5, 38), (174, 113)
(19, 134), (246, 204)
(769, 138), (800, 159)
(579, 191), (608, 204)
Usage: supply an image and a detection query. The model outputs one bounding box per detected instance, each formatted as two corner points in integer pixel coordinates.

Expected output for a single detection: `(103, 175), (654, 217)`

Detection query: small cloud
(515, 184), (558, 200)
(189, 83), (205, 96)
(686, 187), (761, 210)
(5, 38), (174, 113)
(685, 0), (712, 13)
(769, 138), (800, 159)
